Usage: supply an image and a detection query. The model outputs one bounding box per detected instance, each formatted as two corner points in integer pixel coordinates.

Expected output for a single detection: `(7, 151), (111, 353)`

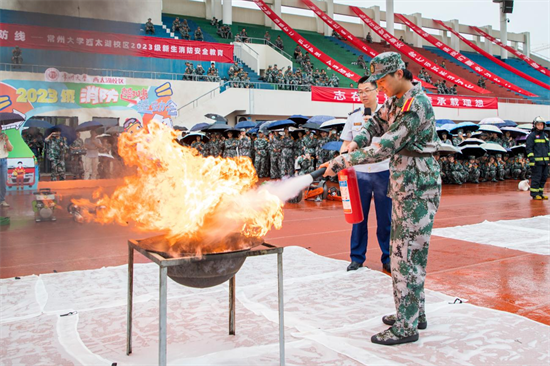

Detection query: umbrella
(182, 132), (209, 145)
(458, 138), (485, 146)
(500, 127), (529, 138)
(45, 125), (77, 145)
(306, 115), (334, 125)
(435, 119), (455, 127)
(223, 128), (241, 137)
(0, 112), (25, 125)
(440, 123), (456, 132)
(459, 144), (487, 157)
(288, 114), (310, 125)
(437, 143), (461, 155)
(320, 119), (347, 130)
(290, 128), (306, 139)
(205, 123), (230, 132)
(235, 120), (256, 129)
(322, 141), (343, 152)
(516, 135), (528, 142)
(107, 126), (125, 134)
(75, 121), (103, 132)
(266, 120), (296, 131)
(510, 145), (526, 156)
(478, 125), (502, 135)
(503, 120), (518, 127)
(190, 122), (212, 132)
(516, 123), (532, 130)
(450, 122), (479, 133)
(205, 113), (227, 123)
(173, 126), (188, 131)
(480, 142), (507, 153)
(24, 119), (53, 129)
(302, 122), (330, 132)
(480, 117), (505, 125)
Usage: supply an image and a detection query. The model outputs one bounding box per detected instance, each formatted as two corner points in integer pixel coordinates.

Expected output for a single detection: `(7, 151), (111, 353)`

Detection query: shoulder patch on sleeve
(348, 107), (361, 116)
(401, 97), (415, 112)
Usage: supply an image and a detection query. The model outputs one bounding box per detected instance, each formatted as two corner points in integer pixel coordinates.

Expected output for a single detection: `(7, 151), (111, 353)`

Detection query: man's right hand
(347, 141), (359, 152)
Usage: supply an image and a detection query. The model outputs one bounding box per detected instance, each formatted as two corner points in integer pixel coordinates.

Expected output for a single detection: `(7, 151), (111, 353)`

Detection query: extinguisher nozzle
(310, 167), (327, 181)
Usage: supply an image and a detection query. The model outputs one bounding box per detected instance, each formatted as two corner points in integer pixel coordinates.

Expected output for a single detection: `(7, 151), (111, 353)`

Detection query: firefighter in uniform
(323, 52), (441, 346)
(526, 116), (549, 200)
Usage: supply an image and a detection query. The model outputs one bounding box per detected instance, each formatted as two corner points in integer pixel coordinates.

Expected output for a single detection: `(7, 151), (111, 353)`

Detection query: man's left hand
(321, 155), (349, 177)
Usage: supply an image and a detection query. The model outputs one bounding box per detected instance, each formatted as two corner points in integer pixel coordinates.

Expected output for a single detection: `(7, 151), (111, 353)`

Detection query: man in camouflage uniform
(452, 129), (464, 146)
(45, 129), (68, 181)
(316, 130), (331, 168)
(191, 136), (205, 156)
(447, 155), (466, 184)
(237, 130), (251, 158)
(479, 154), (489, 181)
(269, 132), (282, 179)
(253, 131), (269, 177)
(464, 155), (480, 183)
(486, 155), (498, 182)
(511, 155), (524, 180)
(69, 132), (85, 179)
(295, 153), (315, 175)
(279, 128), (295, 177)
(323, 52), (441, 346)
(495, 153), (506, 181)
(223, 131), (238, 158)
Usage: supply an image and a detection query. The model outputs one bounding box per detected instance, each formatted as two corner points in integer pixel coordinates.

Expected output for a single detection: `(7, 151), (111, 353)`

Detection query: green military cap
(469, 155), (476, 160)
(367, 52), (406, 82)
(496, 154), (502, 158)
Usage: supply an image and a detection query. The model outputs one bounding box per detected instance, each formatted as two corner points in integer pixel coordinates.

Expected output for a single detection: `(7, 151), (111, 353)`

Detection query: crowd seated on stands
(235, 28), (250, 43)
(478, 76), (487, 89)
(145, 18), (155, 35)
(260, 63), (339, 91)
(434, 80), (457, 95)
(217, 24), (233, 39)
(417, 68), (432, 84)
(182, 62), (220, 82)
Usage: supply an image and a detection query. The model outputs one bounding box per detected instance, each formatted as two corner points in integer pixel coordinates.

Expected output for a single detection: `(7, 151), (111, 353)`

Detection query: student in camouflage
(237, 130), (251, 158)
(268, 132), (282, 179)
(223, 131), (238, 158)
(323, 52), (441, 346)
(280, 128), (295, 177)
(253, 131), (269, 177)
(45, 128), (69, 181)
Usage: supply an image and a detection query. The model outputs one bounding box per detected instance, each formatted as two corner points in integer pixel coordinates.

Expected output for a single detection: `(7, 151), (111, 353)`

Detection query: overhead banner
(251, 0), (360, 82)
(434, 20), (550, 91)
(395, 14), (535, 97)
(311, 86), (498, 109)
(0, 23), (234, 63)
(300, 0), (435, 90)
(349, 6), (489, 95)
(471, 26), (549, 79)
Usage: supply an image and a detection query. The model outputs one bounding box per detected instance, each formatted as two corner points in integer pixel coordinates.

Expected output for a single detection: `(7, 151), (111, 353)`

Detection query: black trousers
(530, 164), (549, 197)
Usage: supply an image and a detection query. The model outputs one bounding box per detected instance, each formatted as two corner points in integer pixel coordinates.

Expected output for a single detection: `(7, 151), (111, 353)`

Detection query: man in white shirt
(0, 131), (14, 207)
(340, 75), (392, 273)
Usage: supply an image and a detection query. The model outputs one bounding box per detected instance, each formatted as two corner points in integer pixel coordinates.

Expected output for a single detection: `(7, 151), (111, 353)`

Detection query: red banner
(311, 86), (498, 109)
(349, 6), (489, 95)
(300, 0), (435, 90)
(471, 26), (550, 79)
(0, 23), (234, 63)
(395, 14), (535, 97)
(434, 20), (549, 92)
(252, 0), (360, 81)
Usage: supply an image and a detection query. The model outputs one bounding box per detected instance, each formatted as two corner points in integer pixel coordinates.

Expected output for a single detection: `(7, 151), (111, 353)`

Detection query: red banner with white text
(434, 20), (549, 92)
(395, 14), (535, 97)
(0, 23), (234, 63)
(300, 0), (435, 90)
(471, 26), (550, 79)
(349, 6), (489, 95)
(311, 86), (498, 109)
(251, 0), (360, 81)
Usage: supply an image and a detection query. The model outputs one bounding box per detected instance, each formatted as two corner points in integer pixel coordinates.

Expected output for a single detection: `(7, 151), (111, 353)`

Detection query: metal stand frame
(126, 240), (285, 366)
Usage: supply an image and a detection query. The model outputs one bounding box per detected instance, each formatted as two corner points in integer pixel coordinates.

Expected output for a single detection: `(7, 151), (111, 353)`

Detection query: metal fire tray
(126, 238), (285, 366)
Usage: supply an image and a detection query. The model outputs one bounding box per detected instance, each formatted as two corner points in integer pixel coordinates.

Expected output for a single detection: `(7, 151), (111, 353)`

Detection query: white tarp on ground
(433, 215), (550, 256)
(1, 247), (549, 365)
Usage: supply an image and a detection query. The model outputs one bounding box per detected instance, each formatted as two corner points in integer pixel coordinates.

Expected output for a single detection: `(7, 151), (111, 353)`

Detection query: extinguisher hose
(310, 167), (327, 180)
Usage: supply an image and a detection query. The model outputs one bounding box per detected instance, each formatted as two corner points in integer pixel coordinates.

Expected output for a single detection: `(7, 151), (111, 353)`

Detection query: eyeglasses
(357, 88), (376, 95)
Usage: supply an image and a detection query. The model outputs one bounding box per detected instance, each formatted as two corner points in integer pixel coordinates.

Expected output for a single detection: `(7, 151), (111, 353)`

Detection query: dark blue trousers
(349, 170), (392, 265)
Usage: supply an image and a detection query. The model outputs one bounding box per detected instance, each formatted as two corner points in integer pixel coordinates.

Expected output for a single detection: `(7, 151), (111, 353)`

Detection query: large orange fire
(73, 121), (284, 255)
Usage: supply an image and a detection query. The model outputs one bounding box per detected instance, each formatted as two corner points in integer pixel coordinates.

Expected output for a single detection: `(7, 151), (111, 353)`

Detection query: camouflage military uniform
(253, 136), (269, 178)
(269, 135), (282, 179)
(495, 154), (506, 181)
(279, 135), (295, 177)
(464, 157), (480, 183)
(512, 158), (524, 180)
(295, 155), (315, 175)
(238, 135), (251, 158)
(316, 135), (331, 167)
(69, 137), (85, 179)
(479, 155), (488, 181)
(486, 159), (498, 182)
(223, 138), (238, 158)
(47, 136), (68, 181)
(191, 140), (206, 156)
(329, 53), (441, 342)
(447, 158), (466, 184)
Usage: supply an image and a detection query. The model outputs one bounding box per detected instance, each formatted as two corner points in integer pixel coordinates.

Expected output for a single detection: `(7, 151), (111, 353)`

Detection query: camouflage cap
(367, 52), (406, 83)
(469, 155), (476, 160)
(496, 153), (502, 158)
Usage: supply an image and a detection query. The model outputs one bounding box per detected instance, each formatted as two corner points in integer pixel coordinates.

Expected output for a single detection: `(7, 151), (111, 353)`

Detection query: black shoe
(382, 262), (391, 274)
(371, 328), (419, 346)
(382, 314), (427, 330)
(347, 261), (363, 271)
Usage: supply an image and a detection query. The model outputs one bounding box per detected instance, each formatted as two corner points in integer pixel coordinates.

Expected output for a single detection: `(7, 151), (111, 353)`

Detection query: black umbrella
(458, 138), (485, 146)
(182, 133), (209, 145)
(205, 123), (230, 132)
(190, 122), (212, 132)
(0, 112), (25, 125)
(24, 119), (53, 129)
(459, 144), (487, 158)
(302, 122), (330, 132)
(288, 114), (310, 125)
(510, 145), (526, 156)
(223, 128), (241, 137)
(290, 128), (306, 139)
(266, 120), (296, 131)
(205, 113), (227, 123)
(75, 121), (103, 132)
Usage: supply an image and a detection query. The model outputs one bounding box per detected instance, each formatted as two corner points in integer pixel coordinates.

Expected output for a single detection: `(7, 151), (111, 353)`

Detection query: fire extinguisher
(337, 167), (363, 224)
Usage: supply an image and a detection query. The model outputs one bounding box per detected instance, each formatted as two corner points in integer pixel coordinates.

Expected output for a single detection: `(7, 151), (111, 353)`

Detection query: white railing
(232, 41), (260, 74)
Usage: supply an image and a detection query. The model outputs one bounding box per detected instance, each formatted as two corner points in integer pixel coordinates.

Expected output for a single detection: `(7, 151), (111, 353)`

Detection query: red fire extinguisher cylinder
(338, 167), (364, 224)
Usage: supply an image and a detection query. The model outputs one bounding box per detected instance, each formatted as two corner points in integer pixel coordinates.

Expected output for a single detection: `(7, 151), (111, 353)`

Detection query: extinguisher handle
(310, 167), (327, 180)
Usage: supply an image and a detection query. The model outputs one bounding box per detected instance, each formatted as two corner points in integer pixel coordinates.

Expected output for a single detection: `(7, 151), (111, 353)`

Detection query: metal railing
(232, 41), (260, 74)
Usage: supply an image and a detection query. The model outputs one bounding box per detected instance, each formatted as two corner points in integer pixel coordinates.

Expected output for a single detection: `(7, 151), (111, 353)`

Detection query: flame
(73, 121), (283, 255)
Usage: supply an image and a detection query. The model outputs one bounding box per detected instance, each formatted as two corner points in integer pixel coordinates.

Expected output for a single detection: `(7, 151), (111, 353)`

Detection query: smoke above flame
(73, 121), (284, 255)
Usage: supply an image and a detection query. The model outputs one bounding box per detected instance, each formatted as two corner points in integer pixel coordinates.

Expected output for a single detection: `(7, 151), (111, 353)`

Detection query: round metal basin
(167, 250), (249, 288)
